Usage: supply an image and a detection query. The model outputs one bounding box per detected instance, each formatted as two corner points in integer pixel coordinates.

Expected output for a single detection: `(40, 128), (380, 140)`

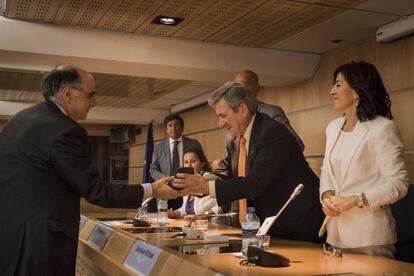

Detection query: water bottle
(241, 207), (261, 257)
(157, 199), (168, 226)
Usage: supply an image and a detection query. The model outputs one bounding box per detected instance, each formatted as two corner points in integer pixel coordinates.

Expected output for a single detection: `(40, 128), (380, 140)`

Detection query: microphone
(290, 184), (304, 199)
(140, 196), (155, 210)
(132, 196), (154, 227)
(256, 184), (304, 236)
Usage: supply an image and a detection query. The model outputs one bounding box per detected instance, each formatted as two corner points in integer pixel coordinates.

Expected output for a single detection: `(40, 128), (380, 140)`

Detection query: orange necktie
(238, 136), (247, 225)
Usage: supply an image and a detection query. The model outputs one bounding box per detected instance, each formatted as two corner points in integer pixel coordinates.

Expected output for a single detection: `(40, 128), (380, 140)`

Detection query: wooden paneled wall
(259, 36), (414, 182)
(129, 105), (225, 183)
(129, 35), (414, 184)
(81, 123), (111, 136)
(1, 118), (111, 136)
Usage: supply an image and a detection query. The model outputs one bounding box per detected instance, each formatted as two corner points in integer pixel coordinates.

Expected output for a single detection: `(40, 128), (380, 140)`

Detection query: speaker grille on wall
(110, 127), (129, 143)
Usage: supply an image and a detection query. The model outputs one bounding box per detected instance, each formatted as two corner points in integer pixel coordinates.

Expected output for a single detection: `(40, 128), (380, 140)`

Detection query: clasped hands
(151, 173), (209, 199)
(321, 192), (359, 217)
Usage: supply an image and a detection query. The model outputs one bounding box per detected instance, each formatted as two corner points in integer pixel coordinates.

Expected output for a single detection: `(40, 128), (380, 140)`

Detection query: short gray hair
(208, 81), (258, 114)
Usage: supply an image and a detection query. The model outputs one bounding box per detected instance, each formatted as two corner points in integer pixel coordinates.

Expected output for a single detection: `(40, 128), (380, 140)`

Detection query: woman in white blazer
(319, 61), (409, 258)
(168, 147), (220, 218)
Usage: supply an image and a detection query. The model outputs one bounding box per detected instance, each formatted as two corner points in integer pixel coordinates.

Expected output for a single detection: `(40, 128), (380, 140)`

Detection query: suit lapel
(229, 114), (260, 176)
(339, 121), (368, 185)
(163, 139), (173, 174)
(182, 137), (188, 150)
(327, 118), (368, 189)
(320, 118), (346, 238)
(247, 114), (261, 174)
(326, 117), (344, 191)
(231, 137), (240, 177)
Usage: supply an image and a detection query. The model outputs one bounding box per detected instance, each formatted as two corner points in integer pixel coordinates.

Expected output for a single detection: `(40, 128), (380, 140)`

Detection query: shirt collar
(49, 98), (68, 116)
(169, 136), (183, 144)
(242, 114), (256, 143)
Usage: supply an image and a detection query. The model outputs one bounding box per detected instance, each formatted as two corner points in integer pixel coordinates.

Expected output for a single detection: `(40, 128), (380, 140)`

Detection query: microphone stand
(256, 184), (304, 236)
(132, 196), (154, 227)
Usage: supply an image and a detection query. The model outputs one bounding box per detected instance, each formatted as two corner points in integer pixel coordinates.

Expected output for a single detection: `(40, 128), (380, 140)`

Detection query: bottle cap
(247, 207), (255, 213)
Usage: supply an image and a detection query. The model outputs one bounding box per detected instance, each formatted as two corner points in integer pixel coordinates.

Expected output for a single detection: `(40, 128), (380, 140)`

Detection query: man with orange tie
(173, 81), (323, 242)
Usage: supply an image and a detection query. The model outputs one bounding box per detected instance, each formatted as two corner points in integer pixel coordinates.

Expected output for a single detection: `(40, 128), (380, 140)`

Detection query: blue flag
(142, 122), (154, 183)
(142, 122), (157, 212)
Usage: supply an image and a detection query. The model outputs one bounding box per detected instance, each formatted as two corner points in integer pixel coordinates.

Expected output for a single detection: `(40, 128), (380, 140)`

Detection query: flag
(143, 122), (154, 183)
(142, 122), (157, 212)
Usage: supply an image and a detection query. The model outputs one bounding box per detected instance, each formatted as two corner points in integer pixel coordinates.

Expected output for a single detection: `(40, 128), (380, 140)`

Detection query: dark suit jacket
(215, 113), (323, 242)
(0, 100), (143, 276)
(257, 101), (305, 151)
(150, 136), (202, 210)
(150, 137), (202, 180)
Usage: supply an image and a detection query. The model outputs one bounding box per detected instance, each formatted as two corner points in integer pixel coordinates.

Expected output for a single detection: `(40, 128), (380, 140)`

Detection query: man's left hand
(151, 176), (181, 199)
(172, 173), (209, 196)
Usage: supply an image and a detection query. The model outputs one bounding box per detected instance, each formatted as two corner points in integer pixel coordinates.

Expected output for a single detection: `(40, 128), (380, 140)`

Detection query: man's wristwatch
(356, 193), (364, 208)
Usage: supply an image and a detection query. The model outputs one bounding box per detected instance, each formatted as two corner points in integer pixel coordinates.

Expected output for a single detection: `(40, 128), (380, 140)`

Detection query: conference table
(77, 211), (414, 276)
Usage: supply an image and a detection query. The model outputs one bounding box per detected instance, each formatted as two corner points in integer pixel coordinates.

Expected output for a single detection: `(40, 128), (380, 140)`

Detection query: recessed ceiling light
(331, 39), (343, 43)
(152, 15), (184, 26)
(160, 18), (175, 25)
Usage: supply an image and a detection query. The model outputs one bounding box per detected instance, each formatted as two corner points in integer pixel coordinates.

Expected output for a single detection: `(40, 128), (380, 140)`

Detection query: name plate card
(79, 215), (88, 231)
(88, 224), (113, 250)
(124, 239), (162, 275)
(257, 215), (277, 236)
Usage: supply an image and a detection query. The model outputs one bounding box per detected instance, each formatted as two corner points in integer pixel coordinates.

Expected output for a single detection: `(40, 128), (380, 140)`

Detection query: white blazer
(177, 195), (220, 216)
(319, 116), (409, 248)
(177, 172), (221, 216)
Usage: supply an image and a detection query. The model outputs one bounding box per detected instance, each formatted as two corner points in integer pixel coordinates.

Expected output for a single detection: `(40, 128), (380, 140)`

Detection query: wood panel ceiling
(0, 68), (190, 107)
(4, 0), (367, 48)
(1, 0), (412, 114)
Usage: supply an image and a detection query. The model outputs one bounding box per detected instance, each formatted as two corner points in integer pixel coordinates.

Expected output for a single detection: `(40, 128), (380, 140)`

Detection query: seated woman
(168, 147), (220, 218)
(319, 61), (409, 258)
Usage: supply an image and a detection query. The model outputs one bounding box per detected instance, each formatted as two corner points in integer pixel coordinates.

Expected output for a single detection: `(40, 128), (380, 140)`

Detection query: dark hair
(41, 66), (81, 100)
(183, 147), (211, 172)
(333, 61), (392, 121)
(163, 114), (184, 130)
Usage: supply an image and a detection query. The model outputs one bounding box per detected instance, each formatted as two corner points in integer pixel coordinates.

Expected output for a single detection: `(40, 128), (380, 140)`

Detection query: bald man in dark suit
(234, 70), (304, 151)
(0, 66), (179, 276)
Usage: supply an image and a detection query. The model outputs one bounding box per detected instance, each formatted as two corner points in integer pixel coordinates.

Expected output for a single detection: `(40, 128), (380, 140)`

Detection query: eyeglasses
(323, 243), (343, 258)
(69, 86), (97, 99)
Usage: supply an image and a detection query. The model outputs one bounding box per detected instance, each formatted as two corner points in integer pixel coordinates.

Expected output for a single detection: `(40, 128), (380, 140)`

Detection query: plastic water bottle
(241, 207), (261, 257)
(157, 199), (168, 226)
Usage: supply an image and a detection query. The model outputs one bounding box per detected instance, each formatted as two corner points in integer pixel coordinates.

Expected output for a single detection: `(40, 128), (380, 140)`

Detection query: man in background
(0, 66), (178, 276)
(234, 70), (304, 151)
(150, 114), (203, 210)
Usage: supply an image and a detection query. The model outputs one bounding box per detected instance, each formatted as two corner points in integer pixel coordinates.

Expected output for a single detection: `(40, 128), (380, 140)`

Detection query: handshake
(151, 168), (210, 200)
